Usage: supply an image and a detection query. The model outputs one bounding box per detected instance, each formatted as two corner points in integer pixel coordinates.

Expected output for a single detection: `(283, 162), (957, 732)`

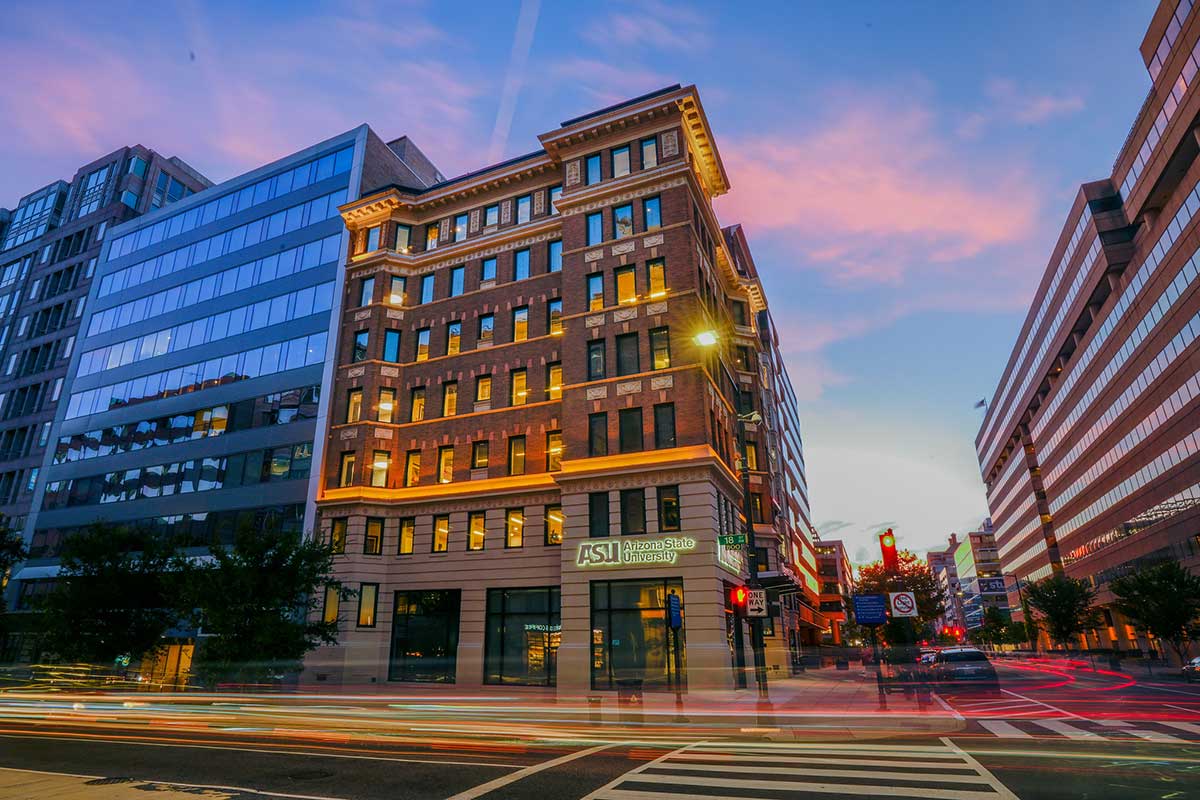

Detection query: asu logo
(576, 540), (621, 567)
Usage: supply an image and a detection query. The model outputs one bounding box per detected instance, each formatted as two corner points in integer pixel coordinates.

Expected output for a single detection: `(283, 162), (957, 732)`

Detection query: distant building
(953, 521), (1010, 630)
(927, 533), (964, 633)
(816, 539), (853, 644)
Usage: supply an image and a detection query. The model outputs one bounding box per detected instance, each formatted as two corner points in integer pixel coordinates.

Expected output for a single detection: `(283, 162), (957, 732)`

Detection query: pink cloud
(581, 0), (709, 52)
(958, 79), (1084, 138)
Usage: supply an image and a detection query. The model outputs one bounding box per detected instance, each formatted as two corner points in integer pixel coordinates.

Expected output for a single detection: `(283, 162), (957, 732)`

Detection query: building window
(516, 195), (531, 224)
(514, 248), (530, 280)
(471, 440), (489, 470)
(478, 314), (495, 346)
(549, 185), (562, 214)
(546, 362), (562, 400)
(359, 276), (375, 306)
(613, 204), (634, 239)
(346, 388), (363, 423)
(548, 240), (562, 272)
(588, 412), (608, 457)
(644, 196), (661, 231)
(323, 586), (339, 625)
(442, 382), (458, 417)
(388, 590), (460, 682)
(370, 450), (390, 487)
(357, 584), (378, 627)
(415, 328), (430, 362)
(586, 154), (601, 185)
(450, 265), (465, 296)
(548, 299), (564, 336)
(658, 486), (681, 532)
(352, 331), (369, 362)
(641, 137), (658, 169)
(420, 274), (435, 304)
(128, 156), (148, 177)
(587, 212), (603, 246)
(508, 436), (526, 476)
(389, 275), (406, 305)
(654, 403), (676, 449)
(591, 578), (684, 691)
(437, 445), (454, 484)
(484, 587), (560, 686)
(505, 509), (524, 548)
(588, 492), (609, 537)
(384, 330), (401, 362)
(364, 517), (384, 554)
(546, 430), (563, 471)
(475, 375), (492, 403)
(446, 321), (462, 355)
(513, 306), (529, 341)
(620, 488), (646, 535)
(619, 407), (644, 452)
(544, 505), (564, 545)
(648, 259), (667, 298)
(410, 387), (426, 422)
(612, 146), (631, 178)
(404, 450), (421, 487)
(454, 214), (468, 242)
(425, 224), (439, 251)
(616, 332), (639, 376)
(338, 452), (356, 487)
(745, 441), (759, 471)
(731, 300), (749, 327)
(587, 339), (606, 380)
(398, 517), (414, 554)
(433, 515), (450, 552)
(482, 257), (497, 282)
(330, 518), (347, 554)
(510, 369), (528, 406)
(395, 225), (412, 253)
(650, 327), (671, 369)
(587, 273), (605, 311)
(485, 204), (500, 227)
(121, 190), (140, 209)
(751, 493), (765, 524)
(469, 511), (486, 551)
(378, 388), (396, 423)
(616, 266), (636, 305)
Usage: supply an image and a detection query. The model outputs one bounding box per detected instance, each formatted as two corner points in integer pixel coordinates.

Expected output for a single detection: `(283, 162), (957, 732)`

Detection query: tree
(0, 527), (27, 619)
(1003, 619), (1032, 646)
(973, 606), (1010, 646)
(1023, 573), (1098, 650)
(180, 520), (347, 686)
(856, 550), (945, 650)
(38, 523), (182, 664)
(1110, 561), (1200, 664)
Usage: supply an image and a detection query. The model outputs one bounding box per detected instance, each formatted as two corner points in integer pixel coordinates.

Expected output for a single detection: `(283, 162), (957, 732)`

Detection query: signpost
(889, 591), (918, 618)
(746, 589), (768, 618)
(667, 590), (686, 721)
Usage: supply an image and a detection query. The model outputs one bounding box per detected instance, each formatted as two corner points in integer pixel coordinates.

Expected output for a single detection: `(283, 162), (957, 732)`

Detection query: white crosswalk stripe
(583, 739), (1018, 800)
(971, 718), (1200, 743)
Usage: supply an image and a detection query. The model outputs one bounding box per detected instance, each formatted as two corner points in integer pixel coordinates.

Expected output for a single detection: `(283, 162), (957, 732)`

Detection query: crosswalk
(972, 718), (1200, 743)
(584, 739), (1018, 800)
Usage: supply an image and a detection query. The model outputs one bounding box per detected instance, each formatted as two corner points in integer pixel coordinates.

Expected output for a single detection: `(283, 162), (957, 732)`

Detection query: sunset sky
(0, 0), (1158, 564)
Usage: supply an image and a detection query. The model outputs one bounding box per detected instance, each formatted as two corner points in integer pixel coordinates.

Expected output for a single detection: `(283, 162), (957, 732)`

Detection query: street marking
(687, 742), (965, 754)
(932, 692), (964, 719)
(0, 765), (353, 800)
(1137, 684), (1200, 697)
(978, 720), (1031, 738)
(1166, 703), (1200, 715)
(671, 753), (982, 768)
(941, 737), (1020, 800)
(1160, 721), (1200, 735)
(613, 772), (1005, 799)
(648, 762), (993, 783)
(1032, 720), (1102, 740)
(447, 742), (616, 800)
(1126, 729), (1188, 744)
(1096, 719), (1131, 726)
(1000, 688), (1085, 720)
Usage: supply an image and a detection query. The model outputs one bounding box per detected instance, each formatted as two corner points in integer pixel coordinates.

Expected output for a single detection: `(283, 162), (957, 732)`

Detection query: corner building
(977, 0), (1200, 656)
(308, 86), (824, 692)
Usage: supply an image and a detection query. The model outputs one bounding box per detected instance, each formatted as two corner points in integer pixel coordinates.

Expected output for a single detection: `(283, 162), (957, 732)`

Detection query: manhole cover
(84, 777), (138, 786)
(289, 769), (335, 781)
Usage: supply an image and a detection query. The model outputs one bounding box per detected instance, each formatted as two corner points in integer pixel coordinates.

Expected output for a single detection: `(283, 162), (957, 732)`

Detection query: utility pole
(736, 411), (769, 703)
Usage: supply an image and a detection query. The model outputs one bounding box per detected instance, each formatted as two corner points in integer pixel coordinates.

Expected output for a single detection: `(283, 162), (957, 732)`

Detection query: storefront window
(484, 587), (560, 686)
(590, 578), (685, 692)
(388, 589), (461, 683)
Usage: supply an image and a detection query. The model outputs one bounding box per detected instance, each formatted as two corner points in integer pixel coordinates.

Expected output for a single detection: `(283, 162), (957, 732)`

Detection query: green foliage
(38, 523), (182, 664)
(1110, 561), (1200, 663)
(179, 521), (347, 686)
(971, 606), (1010, 646)
(1024, 573), (1098, 649)
(1003, 619), (1032, 646)
(0, 527), (27, 620)
(856, 550), (945, 629)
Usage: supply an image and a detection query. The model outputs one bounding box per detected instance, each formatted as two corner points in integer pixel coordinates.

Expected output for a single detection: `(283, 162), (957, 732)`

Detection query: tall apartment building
(306, 85), (824, 692)
(976, 0), (1200, 654)
(816, 539), (852, 645)
(953, 523), (1009, 630)
(0, 149), (210, 535)
(926, 533), (964, 632)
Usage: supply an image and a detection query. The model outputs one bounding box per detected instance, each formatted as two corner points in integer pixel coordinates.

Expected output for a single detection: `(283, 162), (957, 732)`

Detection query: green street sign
(718, 533), (747, 547)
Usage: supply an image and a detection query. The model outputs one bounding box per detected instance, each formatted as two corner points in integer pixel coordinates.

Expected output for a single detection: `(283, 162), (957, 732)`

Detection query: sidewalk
(0, 767), (245, 799)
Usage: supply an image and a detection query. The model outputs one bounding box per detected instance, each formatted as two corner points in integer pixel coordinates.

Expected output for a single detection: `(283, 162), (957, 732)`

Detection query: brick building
(816, 539), (852, 645)
(306, 85), (824, 692)
(977, 0), (1200, 657)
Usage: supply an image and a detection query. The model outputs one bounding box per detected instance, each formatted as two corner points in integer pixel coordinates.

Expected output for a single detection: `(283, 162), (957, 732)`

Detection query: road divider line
(1032, 720), (1101, 740)
(447, 742), (616, 800)
(1166, 703), (1200, 715)
(978, 720), (1031, 739)
(931, 693), (964, 720)
(581, 740), (699, 800)
(1001, 688), (1085, 720)
(940, 737), (1020, 800)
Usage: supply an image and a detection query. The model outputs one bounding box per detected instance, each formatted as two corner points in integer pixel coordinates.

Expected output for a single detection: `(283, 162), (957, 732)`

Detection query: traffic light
(879, 528), (899, 573)
(731, 586), (749, 614)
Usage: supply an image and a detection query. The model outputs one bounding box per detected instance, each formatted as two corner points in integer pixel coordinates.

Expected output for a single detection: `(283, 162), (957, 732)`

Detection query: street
(0, 657), (1197, 799)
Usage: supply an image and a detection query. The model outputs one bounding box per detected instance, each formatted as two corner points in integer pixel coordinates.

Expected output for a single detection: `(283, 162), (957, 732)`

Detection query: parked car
(933, 647), (999, 690)
(1183, 656), (1200, 683)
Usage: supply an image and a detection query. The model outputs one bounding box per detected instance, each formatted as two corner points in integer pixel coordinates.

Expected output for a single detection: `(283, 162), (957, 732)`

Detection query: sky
(0, 0), (1159, 566)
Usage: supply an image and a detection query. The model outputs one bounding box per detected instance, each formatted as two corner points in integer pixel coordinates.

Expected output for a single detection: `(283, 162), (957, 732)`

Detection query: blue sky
(0, 0), (1158, 564)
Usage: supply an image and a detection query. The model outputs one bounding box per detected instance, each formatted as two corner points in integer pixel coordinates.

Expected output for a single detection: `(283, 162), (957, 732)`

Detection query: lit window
(371, 450), (390, 487)
(404, 450), (421, 486)
(389, 275), (406, 305)
(648, 259), (667, 298)
(612, 146), (631, 178)
(513, 306), (529, 341)
(508, 436), (526, 475)
(469, 511), (486, 550)
(505, 508), (524, 547)
(378, 388), (395, 423)
(364, 517), (384, 554)
(544, 505), (564, 545)
(442, 382), (458, 417)
(330, 518), (347, 553)
(398, 517), (414, 554)
(395, 224), (412, 253)
(437, 445), (454, 483)
(650, 327), (671, 370)
(613, 204), (634, 239)
(323, 586), (339, 624)
(475, 375), (492, 403)
(511, 369), (528, 406)
(415, 328), (430, 362)
(426, 224), (439, 250)
(546, 430), (563, 471)
(548, 240), (562, 272)
(745, 441), (759, 471)
(641, 137), (658, 169)
(410, 387), (426, 421)
(471, 440), (489, 469)
(616, 266), (636, 304)
(433, 515), (449, 552)
(516, 195), (531, 224)
(357, 584), (378, 627)
(547, 363), (562, 400)
(338, 452), (356, 487)
(346, 388), (363, 423)
(446, 321), (462, 355)
(587, 212), (603, 246)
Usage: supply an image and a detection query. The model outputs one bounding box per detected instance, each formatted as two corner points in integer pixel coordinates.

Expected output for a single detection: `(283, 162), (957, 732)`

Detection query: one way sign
(746, 589), (768, 618)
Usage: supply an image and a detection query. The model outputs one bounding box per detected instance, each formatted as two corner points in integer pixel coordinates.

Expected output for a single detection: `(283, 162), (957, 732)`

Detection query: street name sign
(718, 533), (746, 547)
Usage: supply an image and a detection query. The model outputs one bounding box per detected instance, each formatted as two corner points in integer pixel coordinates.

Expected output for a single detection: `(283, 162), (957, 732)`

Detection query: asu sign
(575, 536), (698, 568)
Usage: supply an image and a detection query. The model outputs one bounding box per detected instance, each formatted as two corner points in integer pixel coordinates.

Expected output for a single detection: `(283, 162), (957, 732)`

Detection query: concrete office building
(926, 533), (964, 633)
(953, 523), (1009, 631)
(816, 539), (853, 645)
(0, 149), (210, 539)
(976, 0), (1200, 656)
(307, 85), (824, 692)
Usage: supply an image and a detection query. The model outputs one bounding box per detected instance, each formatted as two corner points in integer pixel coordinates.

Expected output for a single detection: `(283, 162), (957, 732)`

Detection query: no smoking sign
(889, 591), (918, 618)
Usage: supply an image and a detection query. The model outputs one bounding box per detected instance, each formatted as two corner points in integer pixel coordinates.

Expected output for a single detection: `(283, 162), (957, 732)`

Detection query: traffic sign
(667, 591), (683, 629)
(852, 593), (887, 625)
(718, 533), (746, 547)
(746, 588), (768, 618)
(889, 591), (918, 618)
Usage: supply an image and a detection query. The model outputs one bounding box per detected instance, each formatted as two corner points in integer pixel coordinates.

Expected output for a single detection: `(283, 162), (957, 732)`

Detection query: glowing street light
(694, 330), (719, 347)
